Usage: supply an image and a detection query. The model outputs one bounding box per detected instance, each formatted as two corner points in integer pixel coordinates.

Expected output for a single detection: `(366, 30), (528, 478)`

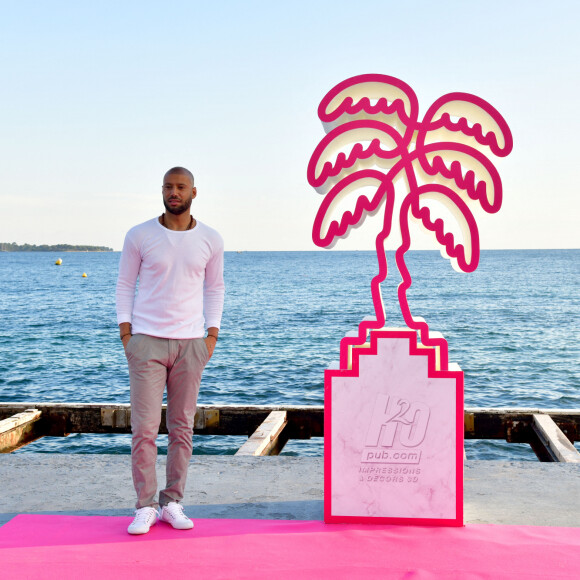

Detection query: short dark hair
(164, 167), (194, 186)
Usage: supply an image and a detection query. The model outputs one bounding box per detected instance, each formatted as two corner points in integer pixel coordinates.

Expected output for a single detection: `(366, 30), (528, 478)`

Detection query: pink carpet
(1, 515), (579, 579)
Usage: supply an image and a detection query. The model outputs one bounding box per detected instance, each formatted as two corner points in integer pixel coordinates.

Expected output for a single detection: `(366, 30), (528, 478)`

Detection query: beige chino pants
(125, 333), (210, 509)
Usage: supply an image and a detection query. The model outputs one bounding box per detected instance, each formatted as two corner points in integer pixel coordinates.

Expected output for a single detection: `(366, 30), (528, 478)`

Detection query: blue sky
(1, 0), (578, 250)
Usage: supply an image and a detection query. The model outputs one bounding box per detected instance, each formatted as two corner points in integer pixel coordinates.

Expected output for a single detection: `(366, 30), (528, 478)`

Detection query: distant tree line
(0, 242), (113, 252)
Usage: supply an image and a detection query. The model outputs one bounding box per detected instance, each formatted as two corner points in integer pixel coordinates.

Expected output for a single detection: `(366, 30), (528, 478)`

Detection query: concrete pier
(2, 455), (579, 527)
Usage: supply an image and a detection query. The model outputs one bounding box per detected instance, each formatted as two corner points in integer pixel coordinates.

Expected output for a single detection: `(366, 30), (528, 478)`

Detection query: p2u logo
(365, 394), (430, 448)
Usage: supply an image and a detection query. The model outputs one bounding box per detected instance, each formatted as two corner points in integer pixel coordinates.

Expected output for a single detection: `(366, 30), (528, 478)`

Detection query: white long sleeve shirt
(116, 218), (225, 339)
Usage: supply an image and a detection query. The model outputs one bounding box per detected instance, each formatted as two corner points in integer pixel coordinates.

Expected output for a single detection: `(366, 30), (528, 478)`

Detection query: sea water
(0, 250), (578, 460)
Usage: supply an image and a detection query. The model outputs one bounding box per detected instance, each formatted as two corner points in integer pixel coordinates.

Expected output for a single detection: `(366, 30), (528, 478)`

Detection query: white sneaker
(159, 501), (194, 530)
(127, 506), (159, 535)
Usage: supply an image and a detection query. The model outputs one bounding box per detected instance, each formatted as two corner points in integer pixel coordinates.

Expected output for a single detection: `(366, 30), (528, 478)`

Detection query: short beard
(163, 195), (193, 215)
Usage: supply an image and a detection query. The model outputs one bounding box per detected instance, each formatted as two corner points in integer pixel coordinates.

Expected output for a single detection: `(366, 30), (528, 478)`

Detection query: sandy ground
(2, 455), (579, 527)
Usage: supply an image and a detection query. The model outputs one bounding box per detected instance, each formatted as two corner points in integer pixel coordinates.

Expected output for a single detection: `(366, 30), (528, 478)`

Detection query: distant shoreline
(0, 243), (113, 252)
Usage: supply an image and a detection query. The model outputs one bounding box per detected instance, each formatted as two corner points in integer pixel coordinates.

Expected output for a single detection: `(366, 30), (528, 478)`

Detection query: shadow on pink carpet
(1, 514), (578, 579)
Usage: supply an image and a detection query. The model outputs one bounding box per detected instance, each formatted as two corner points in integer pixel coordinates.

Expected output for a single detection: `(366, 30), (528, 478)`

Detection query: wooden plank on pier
(464, 408), (579, 445)
(0, 403), (324, 439)
(0, 409), (43, 453)
(532, 414), (580, 463)
(0, 404), (579, 455)
(235, 411), (288, 456)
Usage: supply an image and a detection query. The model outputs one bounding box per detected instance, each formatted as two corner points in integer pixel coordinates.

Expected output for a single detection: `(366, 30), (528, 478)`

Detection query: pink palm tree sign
(308, 74), (512, 525)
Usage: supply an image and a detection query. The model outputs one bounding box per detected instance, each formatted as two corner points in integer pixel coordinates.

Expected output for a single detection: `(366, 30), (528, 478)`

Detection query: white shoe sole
(128, 516), (158, 535)
(128, 527), (151, 535)
(159, 514), (194, 530)
(160, 518), (194, 530)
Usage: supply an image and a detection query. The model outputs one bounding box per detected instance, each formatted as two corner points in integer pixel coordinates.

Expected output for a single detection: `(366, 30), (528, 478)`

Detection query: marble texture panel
(325, 330), (463, 526)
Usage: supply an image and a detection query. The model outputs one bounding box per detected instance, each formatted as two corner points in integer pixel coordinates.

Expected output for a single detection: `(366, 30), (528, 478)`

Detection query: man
(116, 167), (224, 535)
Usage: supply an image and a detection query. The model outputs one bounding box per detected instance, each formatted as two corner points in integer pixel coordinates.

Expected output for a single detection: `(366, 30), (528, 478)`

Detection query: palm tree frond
(408, 186), (480, 272)
(307, 120), (403, 194)
(419, 93), (513, 158)
(414, 144), (503, 213)
(313, 171), (392, 248)
(317, 74), (419, 141)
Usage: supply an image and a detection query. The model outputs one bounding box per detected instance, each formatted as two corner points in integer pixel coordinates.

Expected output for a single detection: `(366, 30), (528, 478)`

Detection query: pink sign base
(325, 329), (464, 526)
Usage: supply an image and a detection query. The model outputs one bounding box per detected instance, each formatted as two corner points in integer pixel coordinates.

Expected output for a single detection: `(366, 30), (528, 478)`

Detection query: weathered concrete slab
(1, 455), (579, 528)
(464, 461), (580, 526)
(1, 455), (323, 527)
